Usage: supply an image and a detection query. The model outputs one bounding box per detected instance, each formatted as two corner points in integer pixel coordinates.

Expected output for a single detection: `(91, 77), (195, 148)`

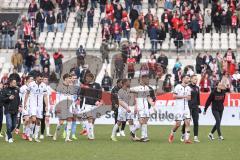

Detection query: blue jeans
(151, 39), (158, 52)
(47, 24), (54, 32)
(39, 22), (44, 33)
(123, 30), (130, 39)
(57, 23), (65, 32)
(125, 0), (132, 11)
(1, 34), (10, 49)
(91, 0), (97, 8)
(5, 113), (17, 140)
(87, 21), (93, 30)
(100, 5), (105, 13)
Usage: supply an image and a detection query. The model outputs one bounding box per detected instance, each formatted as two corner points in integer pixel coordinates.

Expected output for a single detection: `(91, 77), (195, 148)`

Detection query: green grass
(0, 125), (239, 160)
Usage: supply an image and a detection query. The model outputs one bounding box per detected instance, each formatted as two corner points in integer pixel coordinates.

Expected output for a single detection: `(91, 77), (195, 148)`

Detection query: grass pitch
(0, 125), (239, 160)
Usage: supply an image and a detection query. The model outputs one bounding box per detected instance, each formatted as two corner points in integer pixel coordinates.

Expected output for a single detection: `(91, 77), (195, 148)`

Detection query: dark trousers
(16, 112), (22, 129)
(0, 107), (3, 132)
(205, 25), (212, 33)
(182, 108), (199, 136)
(211, 110), (223, 136)
(5, 113), (17, 139)
(113, 108), (126, 133)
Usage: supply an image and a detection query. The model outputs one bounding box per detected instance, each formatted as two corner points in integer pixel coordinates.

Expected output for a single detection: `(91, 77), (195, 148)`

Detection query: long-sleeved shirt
(188, 84), (200, 108)
(80, 82), (102, 105)
(204, 90), (226, 112)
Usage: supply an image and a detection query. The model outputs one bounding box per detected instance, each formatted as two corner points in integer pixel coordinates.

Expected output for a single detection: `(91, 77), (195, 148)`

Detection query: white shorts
(175, 105), (191, 121)
(82, 104), (98, 118)
(138, 108), (150, 118)
(22, 107), (30, 117)
(118, 108), (134, 122)
(29, 106), (43, 119)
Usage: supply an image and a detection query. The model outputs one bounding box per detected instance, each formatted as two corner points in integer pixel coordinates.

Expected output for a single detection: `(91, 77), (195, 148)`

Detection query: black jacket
(36, 12), (45, 23)
(0, 89), (4, 107)
(57, 12), (66, 23)
(80, 82), (102, 105)
(188, 84), (200, 108)
(2, 87), (20, 114)
(111, 85), (121, 110)
(46, 14), (56, 25)
(204, 90), (226, 112)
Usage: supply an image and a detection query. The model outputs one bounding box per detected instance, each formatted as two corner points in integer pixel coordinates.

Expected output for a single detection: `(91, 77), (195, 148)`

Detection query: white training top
(27, 81), (47, 108)
(173, 84), (191, 108)
(131, 85), (150, 110)
(20, 84), (29, 107)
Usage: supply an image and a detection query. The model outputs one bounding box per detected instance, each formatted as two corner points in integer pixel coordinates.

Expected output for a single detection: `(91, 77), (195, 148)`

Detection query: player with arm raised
(24, 73), (49, 142)
(168, 74), (192, 144)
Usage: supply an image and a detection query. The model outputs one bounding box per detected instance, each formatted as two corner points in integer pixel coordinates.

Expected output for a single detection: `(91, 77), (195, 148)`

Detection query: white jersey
(131, 85), (150, 110)
(20, 85), (29, 107)
(27, 81), (47, 108)
(173, 84), (191, 108)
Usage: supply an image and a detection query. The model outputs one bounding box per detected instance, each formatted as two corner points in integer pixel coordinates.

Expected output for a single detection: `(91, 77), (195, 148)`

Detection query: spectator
(100, 41), (110, 64)
(1, 21), (11, 49)
(204, 9), (212, 33)
(134, 16), (144, 40)
(221, 11), (228, 33)
(139, 63), (149, 78)
(9, 68), (21, 85)
(76, 7), (85, 29)
(76, 45), (86, 58)
(213, 12), (221, 33)
(161, 9), (170, 33)
(148, 0), (155, 8)
(25, 52), (35, 73)
(121, 17), (131, 40)
(199, 73), (211, 92)
(231, 12), (238, 34)
(203, 52), (213, 67)
(40, 51), (50, 70)
(78, 0), (88, 12)
(53, 50), (64, 75)
(164, 0), (173, 11)
(132, 0), (142, 14)
(59, 0), (69, 18)
(209, 58), (218, 75)
(129, 6), (139, 27)
(162, 74), (172, 92)
(191, 0), (201, 13)
(29, 16), (37, 38)
(57, 9), (66, 32)
(99, 0), (107, 13)
(40, 0), (55, 16)
(189, 15), (199, 39)
(36, 9), (45, 33)
(182, 25), (192, 55)
(102, 23), (111, 42)
(91, 0), (97, 8)
(101, 71), (113, 91)
(157, 23), (166, 47)
(11, 52), (23, 72)
(149, 23), (159, 53)
(42, 67), (50, 78)
(113, 22), (122, 46)
(232, 70), (240, 92)
(148, 54), (156, 79)
(87, 7), (94, 31)
(1, 73), (8, 85)
(224, 48), (236, 75)
(130, 42), (141, 63)
(28, 0), (38, 18)
(157, 52), (168, 73)
(195, 53), (204, 74)
(69, 0), (76, 12)
(114, 54), (124, 79)
(46, 11), (56, 32)
(174, 29), (183, 51)
(114, 4), (123, 24)
(127, 56), (135, 79)
(221, 72), (232, 92)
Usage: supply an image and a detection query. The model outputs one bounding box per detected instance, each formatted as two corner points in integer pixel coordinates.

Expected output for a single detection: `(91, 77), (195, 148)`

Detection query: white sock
(34, 125), (40, 139)
(66, 122), (72, 140)
(30, 123), (35, 137)
(111, 123), (119, 137)
(22, 125), (25, 134)
(87, 122), (94, 139)
(25, 125), (31, 137)
(132, 123), (141, 134)
(129, 125), (134, 132)
(46, 125), (50, 135)
(55, 123), (63, 136)
(185, 131), (190, 141)
(145, 124), (148, 138)
(82, 121), (87, 130)
(141, 124), (147, 139)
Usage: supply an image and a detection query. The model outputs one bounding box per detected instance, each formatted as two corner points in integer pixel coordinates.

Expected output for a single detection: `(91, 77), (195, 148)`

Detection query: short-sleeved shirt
(173, 84), (191, 108)
(131, 85), (150, 110)
(118, 88), (130, 111)
(27, 81), (47, 108)
(20, 84), (28, 106)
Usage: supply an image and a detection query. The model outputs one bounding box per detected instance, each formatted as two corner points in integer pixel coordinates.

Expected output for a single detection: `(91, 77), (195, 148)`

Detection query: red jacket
(199, 78), (211, 92)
